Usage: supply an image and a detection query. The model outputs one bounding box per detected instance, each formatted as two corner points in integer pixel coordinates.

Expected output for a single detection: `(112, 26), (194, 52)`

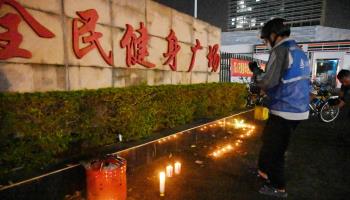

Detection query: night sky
(155, 0), (229, 31)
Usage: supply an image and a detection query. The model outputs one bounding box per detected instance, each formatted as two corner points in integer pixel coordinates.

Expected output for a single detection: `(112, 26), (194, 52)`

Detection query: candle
(159, 171), (165, 196)
(174, 162), (181, 175)
(166, 165), (173, 177)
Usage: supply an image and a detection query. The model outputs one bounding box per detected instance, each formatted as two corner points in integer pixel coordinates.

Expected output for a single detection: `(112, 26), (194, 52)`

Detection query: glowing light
(174, 162), (181, 175)
(234, 119), (247, 129)
(166, 165), (173, 177)
(159, 171), (166, 196)
(211, 144), (235, 158)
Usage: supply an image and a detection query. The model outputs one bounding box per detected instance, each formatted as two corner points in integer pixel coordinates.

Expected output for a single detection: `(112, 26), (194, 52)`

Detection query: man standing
(337, 69), (350, 116)
(336, 70), (350, 141)
(249, 18), (311, 198)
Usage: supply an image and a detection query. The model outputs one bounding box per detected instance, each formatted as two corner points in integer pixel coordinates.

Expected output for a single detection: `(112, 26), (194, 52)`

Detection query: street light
(194, 0), (197, 18)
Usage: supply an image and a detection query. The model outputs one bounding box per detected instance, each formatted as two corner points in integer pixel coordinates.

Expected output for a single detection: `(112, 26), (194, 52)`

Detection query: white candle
(174, 162), (181, 175)
(166, 165), (173, 177)
(159, 171), (165, 196)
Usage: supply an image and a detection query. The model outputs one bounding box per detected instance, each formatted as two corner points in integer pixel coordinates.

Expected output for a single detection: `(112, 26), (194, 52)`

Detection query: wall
(221, 44), (254, 54)
(0, 0), (221, 92)
(221, 26), (350, 46)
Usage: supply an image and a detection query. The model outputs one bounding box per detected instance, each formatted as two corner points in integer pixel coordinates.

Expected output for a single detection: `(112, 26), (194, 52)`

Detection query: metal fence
(220, 52), (267, 83)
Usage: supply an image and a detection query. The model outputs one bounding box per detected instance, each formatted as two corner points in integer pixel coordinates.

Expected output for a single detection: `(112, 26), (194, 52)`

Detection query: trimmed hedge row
(0, 83), (246, 176)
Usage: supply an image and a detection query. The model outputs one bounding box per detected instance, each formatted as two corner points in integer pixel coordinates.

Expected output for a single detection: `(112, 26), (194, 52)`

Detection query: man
(337, 69), (350, 115)
(249, 18), (311, 198)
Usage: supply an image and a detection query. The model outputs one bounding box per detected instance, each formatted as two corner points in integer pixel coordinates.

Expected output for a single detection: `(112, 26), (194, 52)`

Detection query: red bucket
(85, 155), (127, 200)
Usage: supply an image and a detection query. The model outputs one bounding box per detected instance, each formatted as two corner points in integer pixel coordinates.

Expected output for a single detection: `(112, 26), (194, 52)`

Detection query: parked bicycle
(309, 82), (340, 123)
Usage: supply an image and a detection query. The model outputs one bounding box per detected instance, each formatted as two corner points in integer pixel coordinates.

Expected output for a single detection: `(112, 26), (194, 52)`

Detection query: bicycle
(309, 82), (340, 123)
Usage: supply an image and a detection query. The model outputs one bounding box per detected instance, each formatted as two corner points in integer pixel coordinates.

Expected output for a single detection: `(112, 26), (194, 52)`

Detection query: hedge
(0, 83), (246, 177)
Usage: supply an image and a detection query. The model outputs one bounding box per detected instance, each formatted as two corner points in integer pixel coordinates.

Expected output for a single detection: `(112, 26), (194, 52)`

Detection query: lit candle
(174, 162), (181, 175)
(159, 171), (165, 196)
(166, 165), (173, 177)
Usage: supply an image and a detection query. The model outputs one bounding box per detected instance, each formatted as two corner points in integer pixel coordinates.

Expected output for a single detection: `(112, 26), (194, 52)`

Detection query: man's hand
(338, 99), (346, 109)
(249, 61), (263, 75)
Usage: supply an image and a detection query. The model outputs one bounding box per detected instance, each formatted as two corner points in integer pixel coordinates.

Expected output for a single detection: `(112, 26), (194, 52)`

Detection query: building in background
(227, 0), (350, 31)
(222, 0), (350, 87)
(154, 0), (350, 86)
(228, 0), (323, 31)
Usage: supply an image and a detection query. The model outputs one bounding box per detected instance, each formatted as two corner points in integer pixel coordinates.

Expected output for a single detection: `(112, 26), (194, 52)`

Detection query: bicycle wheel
(319, 102), (340, 123)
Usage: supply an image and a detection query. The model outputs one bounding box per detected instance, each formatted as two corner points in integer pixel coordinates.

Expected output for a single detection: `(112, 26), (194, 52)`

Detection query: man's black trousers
(258, 114), (300, 189)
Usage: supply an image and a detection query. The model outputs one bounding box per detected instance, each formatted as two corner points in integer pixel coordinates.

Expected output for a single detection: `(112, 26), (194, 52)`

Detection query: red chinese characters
(0, 0), (55, 59)
(120, 22), (155, 68)
(207, 44), (220, 72)
(163, 30), (181, 71)
(0, 1), (220, 74)
(187, 39), (203, 72)
(72, 9), (113, 66)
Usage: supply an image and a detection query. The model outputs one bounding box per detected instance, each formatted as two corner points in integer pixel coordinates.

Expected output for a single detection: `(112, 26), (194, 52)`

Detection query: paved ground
(1, 111), (349, 200)
(124, 112), (350, 200)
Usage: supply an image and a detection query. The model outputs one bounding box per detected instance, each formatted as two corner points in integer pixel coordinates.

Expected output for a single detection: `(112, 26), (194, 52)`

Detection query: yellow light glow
(174, 162), (181, 174)
(166, 165), (173, 177)
(159, 171), (166, 196)
(210, 143), (236, 158)
(233, 119), (247, 129)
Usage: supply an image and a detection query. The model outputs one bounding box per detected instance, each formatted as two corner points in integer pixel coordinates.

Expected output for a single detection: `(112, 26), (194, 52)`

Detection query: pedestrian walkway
(1, 111), (349, 199)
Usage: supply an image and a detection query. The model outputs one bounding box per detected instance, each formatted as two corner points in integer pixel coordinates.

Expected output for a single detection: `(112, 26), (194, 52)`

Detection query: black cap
(260, 18), (290, 39)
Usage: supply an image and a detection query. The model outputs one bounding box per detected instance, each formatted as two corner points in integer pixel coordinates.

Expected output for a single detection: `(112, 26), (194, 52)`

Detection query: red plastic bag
(85, 155), (127, 200)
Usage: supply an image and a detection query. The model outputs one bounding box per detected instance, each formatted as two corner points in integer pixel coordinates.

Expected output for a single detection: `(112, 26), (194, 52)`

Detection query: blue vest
(267, 40), (311, 114)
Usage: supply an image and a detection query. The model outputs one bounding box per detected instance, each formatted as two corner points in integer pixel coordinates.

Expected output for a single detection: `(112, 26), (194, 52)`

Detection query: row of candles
(211, 140), (243, 158)
(159, 162), (182, 196)
(157, 133), (183, 144)
(158, 119), (255, 195)
(199, 119), (256, 131)
(210, 119), (255, 158)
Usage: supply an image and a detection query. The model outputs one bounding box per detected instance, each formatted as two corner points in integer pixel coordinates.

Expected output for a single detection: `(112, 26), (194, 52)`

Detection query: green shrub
(0, 83), (246, 176)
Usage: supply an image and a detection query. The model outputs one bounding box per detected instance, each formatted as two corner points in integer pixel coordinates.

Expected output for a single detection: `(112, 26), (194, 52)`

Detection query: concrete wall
(0, 0), (221, 92)
(220, 44), (254, 54)
(222, 26), (350, 46)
